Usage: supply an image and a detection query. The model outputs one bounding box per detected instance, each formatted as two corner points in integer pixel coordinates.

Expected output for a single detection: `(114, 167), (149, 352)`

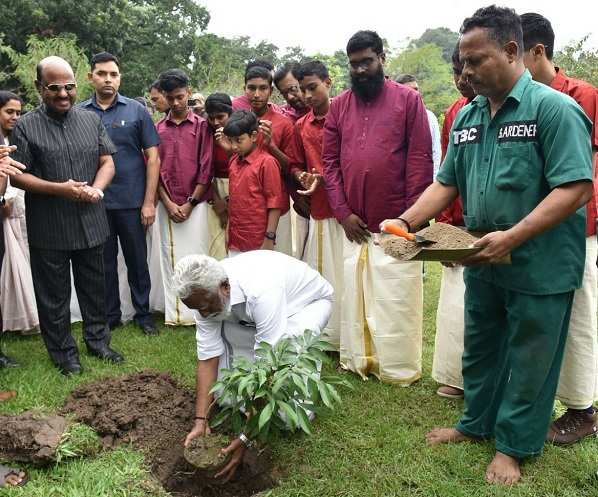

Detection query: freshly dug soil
(0, 411), (67, 466)
(381, 223), (478, 261)
(62, 370), (275, 497)
(184, 434), (230, 471)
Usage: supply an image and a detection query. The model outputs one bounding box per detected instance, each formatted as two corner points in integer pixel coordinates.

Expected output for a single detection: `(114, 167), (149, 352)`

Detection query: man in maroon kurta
(322, 30), (433, 384)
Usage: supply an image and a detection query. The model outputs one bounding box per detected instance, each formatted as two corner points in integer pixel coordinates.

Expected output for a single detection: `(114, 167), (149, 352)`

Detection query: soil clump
(0, 411), (67, 465)
(62, 369), (274, 497)
(381, 223), (478, 260)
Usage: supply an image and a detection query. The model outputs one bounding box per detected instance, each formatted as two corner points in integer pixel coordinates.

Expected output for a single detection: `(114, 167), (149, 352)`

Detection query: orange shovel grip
(382, 223), (416, 241)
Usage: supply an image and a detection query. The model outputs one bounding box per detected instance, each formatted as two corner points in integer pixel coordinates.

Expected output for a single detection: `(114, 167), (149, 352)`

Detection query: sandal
(0, 465), (29, 487)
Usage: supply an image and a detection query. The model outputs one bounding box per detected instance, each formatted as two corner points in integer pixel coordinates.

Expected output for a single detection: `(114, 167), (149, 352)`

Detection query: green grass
(2, 262), (598, 496)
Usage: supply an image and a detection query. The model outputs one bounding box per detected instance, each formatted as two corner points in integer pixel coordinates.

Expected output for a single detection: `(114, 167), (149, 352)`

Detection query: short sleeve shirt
(11, 105), (115, 250)
(227, 147), (286, 252)
(437, 70), (592, 295)
(80, 94), (160, 209)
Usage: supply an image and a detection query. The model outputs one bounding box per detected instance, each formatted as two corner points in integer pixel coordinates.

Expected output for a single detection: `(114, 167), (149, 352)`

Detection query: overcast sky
(199, 0), (598, 55)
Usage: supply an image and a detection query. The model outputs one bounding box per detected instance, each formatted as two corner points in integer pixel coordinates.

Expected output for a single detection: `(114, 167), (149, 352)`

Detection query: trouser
(217, 297), (333, 371)
(0, 222), (4, 335)
(340, 236), (423, 385)
(302, 217), (344, 349)
(457, 273), (574, 458)
(159, 202), (209, 326)
(30, 244), (110, 365)
(432, 265), (465, 389)
(104, 208), (152, 326)
(556, 236), (598, 409)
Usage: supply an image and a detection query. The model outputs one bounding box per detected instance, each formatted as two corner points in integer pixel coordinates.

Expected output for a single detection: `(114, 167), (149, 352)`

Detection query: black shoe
(0, 353), (19, 368)
(87, 344), (124, 363)
(57, 360), (83, 376)
(108, 320), (123, 331)
(137, 321), (159, 336)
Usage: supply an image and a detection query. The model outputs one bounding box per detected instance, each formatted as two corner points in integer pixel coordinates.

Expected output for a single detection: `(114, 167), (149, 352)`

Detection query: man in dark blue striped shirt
(11, 56), (125, 375)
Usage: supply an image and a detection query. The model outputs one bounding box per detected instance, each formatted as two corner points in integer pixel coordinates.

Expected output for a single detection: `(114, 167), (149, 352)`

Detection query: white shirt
(195, 251), (333, 360)
(426, 109), (441, 178)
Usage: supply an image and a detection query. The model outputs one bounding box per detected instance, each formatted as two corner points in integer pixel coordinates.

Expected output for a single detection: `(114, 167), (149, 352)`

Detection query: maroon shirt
(156, 111), (213, 205)
(322, 79), (433, 233)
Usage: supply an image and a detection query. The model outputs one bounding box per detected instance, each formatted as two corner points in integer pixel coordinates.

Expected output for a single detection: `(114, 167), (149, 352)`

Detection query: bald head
(36, 56), (77, 114)
(36, 56), (74, 83)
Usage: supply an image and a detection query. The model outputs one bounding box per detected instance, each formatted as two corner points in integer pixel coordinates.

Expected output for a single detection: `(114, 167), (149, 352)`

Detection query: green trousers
(456, 273), (574, 458)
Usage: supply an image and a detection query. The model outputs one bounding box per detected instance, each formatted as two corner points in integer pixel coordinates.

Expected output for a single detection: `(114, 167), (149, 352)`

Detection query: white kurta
(159, 201), (209, 326)
(302, 217), (344, 349)
(194, 250), (333, 366)
(340, 237), (423, 385)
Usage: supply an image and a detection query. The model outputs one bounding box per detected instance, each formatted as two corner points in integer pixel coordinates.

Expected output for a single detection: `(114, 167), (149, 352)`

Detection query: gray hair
(172, 254), (227, 300)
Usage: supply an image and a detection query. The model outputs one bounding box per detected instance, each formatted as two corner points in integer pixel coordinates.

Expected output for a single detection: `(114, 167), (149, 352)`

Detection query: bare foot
(426, 427), (472, 446)
(0, 390), (16, 402)
(485, 451), (520, 485)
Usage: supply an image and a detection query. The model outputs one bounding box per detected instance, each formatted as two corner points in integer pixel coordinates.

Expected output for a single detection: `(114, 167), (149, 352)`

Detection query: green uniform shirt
(437, 70), (592, 295)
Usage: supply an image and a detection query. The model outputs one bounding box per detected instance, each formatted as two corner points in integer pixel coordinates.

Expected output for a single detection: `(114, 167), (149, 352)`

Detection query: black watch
(264, 231), (276, 242)
(187, 196), (200, 206)
(0, 196), (5, 206)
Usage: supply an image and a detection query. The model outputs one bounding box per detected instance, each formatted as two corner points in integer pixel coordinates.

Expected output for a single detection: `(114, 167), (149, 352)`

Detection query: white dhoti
(556, 236), (598, 409)
(207, 178), (229, 261)
(275, 211), (293, 257)
(340, 236), (423, 384)
(158, 202), (209, 326)
(432, 265), (465, 389)
(217, 297), (333, 371)
(302, 217), (344, 349)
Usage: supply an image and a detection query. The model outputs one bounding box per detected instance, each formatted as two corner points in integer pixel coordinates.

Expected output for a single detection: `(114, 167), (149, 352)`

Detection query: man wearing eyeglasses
(322, 30), (433, 385)
(10, 56), (125, 375)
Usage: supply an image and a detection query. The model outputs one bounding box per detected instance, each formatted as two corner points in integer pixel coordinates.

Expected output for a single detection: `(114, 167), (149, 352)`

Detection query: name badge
(497, 120), (537, 142)
(453, 125), (482, 145)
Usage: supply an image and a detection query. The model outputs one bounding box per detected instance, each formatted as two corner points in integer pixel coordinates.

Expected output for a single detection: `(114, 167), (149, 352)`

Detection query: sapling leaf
(291, 373), (309, 397)
(318, 381), (333, 408)
(210, 408), (230, 428)
(325, 383), (342, 405)
(296, 406), (312, 435)
(258, 401), (275, 431)
(277, 400), (298, 429)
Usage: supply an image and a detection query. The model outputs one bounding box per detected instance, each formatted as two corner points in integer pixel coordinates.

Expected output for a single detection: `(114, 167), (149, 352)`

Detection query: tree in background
(413, 27), (459, 63)
(1, 35), (93, 109)
(554, 36), (598, 87)
(386, 43), (458, 117)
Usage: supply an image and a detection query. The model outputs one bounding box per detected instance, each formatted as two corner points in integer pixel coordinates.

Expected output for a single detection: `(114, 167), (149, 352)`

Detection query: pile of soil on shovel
(381, 222), (478, 260)
(0, 412), (67, 466)
(62, 370), (275, 497)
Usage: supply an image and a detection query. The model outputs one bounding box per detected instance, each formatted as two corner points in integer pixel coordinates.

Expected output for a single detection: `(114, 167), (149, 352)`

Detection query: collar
(85, 93), (126, 111)
(471, 69), (532, 108)
(306, 108), (327, 125)
(223, 269), (245, 306)
(549, 67), (568, 92)
(237, 145), (260, 165)
(165, 109), (196, 125)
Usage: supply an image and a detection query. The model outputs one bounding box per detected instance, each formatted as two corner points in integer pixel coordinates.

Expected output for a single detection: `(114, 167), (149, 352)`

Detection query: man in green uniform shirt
(382, 6), (593, 485)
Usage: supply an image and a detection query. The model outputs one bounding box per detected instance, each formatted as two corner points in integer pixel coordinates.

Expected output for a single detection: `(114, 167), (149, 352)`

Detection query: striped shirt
(11, 104), (116, 250)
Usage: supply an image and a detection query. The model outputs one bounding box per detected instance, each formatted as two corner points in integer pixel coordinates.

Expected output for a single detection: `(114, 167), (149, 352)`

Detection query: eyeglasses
(280, 85), (301, 97)
(43, 83), (77, 93)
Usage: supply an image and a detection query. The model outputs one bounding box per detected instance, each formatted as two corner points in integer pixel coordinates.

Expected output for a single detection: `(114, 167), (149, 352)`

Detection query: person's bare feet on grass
(426, 427), (472, 446)
(485, 452), (520, 485)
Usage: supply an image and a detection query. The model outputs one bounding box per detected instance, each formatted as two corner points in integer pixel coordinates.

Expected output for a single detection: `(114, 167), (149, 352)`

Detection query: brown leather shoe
(436, 385), (464, 399)
(546, 409), (597, 445)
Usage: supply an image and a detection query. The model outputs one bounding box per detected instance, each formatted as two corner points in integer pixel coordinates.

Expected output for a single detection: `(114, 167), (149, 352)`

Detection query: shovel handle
(382, 222), (416, 241)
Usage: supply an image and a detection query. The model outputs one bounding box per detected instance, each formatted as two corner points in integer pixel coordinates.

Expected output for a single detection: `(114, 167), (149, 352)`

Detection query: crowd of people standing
(1, 4), (598, 488)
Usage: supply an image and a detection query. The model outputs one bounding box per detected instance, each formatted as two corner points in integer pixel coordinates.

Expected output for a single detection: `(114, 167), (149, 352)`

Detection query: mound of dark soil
(62, 369), (274, 497)
(0, 412), (67, 466)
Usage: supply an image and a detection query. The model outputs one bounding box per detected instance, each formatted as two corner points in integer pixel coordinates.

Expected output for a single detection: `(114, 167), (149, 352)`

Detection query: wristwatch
(95, 188), (104, 199)
(187, 196), (200, 206)
(0, 196), (5, 206)
(264, 231), (276, 242)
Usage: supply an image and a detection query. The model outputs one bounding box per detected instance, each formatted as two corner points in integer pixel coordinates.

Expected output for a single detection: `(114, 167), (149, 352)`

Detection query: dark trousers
(104, 208), (152, 326)
(457, 273), (573, 458)
(30, 244), (110, 365)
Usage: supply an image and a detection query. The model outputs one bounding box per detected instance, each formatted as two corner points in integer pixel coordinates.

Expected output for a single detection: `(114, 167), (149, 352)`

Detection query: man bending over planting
(173, 251), (333, 480)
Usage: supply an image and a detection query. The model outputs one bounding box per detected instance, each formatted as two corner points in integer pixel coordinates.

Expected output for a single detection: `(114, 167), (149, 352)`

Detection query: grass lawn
(1, 262), (598, 496)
